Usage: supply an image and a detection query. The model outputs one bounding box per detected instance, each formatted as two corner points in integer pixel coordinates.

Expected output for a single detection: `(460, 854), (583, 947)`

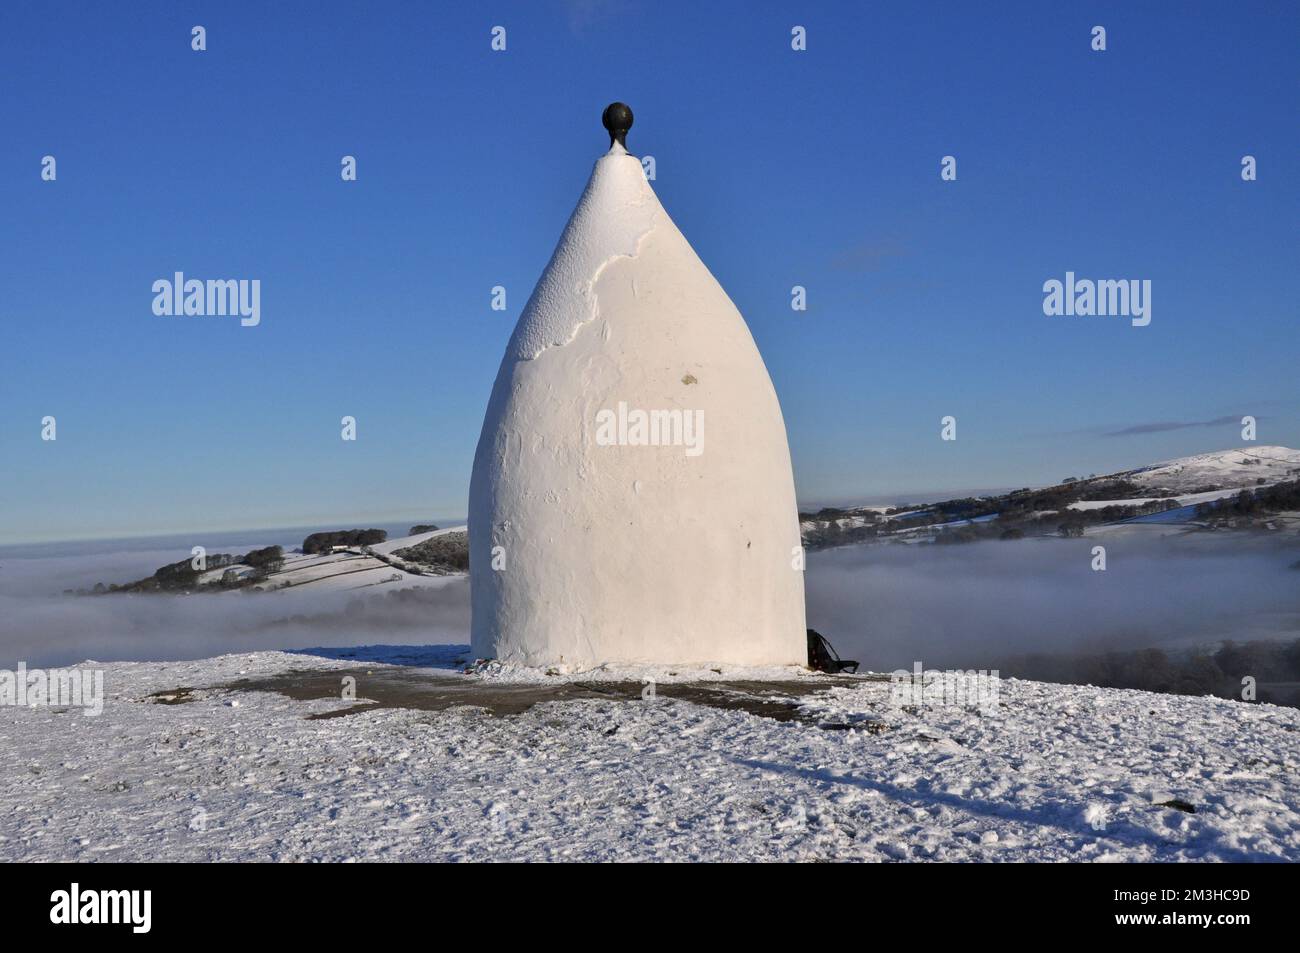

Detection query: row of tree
(92, 545), (285, 594)
(1195, 479), (1300, 521)
(302, 529), (387, 554)
(243, 545), (284, 573)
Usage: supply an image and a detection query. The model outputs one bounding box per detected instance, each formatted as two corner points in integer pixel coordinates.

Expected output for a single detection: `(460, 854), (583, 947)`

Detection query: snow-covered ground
(3, 648), (1296, 861)
(1068, 487), (1253, 512)
(237, 528), (467, 594)
(1063, 448), (1300, 527)
(366, 526), (464, 558)
(1127, 446), (1300, 494)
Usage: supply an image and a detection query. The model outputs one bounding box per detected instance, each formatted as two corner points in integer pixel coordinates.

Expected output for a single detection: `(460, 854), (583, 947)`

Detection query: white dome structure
(468, 104), (805, 668)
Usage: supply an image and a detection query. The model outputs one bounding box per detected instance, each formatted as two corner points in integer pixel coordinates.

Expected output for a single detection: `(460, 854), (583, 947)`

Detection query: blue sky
(2, 1), (1297, 544)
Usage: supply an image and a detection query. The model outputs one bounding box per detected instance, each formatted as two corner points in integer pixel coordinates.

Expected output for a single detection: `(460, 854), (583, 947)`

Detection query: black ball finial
(602, 102), (634, 150)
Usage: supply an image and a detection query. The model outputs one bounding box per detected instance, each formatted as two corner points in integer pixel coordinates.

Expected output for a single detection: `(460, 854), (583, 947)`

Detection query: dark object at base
(807, 628), (859, 674)
(1155, 798), (1196, 814)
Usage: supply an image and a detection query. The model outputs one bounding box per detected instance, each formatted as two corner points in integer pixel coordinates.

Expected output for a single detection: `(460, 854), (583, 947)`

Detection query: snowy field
(1127, 446), (1300, 494)
(2, 649), (1297, 862)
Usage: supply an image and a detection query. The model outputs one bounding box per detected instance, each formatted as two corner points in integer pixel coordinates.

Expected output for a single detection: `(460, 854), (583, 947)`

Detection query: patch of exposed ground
(205, 667), (888, 727)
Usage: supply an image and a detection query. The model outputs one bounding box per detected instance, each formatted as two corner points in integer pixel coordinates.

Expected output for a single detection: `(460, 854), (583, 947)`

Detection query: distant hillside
(390, 532), (469, 574)
(86, 528), (469, 596)
(801, 446), (1300, 549)
(1124, 446), (1300, 494)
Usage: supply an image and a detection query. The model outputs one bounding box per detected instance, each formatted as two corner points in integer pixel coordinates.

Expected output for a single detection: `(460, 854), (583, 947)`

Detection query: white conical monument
(469, 103), (805, 668)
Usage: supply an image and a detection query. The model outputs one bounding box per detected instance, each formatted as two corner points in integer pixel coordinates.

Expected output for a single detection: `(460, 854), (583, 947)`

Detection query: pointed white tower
(469, 103), (805, 668)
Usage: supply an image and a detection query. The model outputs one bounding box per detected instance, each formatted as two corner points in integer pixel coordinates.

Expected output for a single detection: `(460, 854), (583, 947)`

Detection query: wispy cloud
(564, 0), (634, 32)
(1103, 415), (1243, 437)
(831, 238), (910, 273)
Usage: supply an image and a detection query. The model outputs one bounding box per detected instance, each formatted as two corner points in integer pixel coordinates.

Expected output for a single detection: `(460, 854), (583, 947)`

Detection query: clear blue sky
(2, 1), (1297, 544)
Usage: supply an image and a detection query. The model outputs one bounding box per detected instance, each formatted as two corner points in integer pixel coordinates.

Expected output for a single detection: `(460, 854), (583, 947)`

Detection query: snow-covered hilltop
(256, 527), (469, 593)
(86, 527), (469, 597)
(1126, 446), (1300, 494)
(2, 648), (1296, 861)
(802, 446), (1300, 547)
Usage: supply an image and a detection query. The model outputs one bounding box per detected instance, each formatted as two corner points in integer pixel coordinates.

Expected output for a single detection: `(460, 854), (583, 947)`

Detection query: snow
(2, 648), (1297, 861)
(196, 563), (254, 585)
(1068, 487), (1260, 512)
(798, 448), (1299, 536)
(1128, 446), (1300, 493)
(192, 529), (472, 594)
(265, 555), (404, 591)
(1083, 521), (1201, 541)
(882, 509), (930, 522)
(366, 526), (466, 557)
(909, 513), (999, 531)
(1065, 447), (1300, 521)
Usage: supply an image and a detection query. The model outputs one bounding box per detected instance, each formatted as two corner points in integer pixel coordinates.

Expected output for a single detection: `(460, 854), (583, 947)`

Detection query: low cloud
(806, 535), (1300, 673)
(0, 547), (469, 669)
(564, 0), (633, 32)
(3, 536), (1297, 679)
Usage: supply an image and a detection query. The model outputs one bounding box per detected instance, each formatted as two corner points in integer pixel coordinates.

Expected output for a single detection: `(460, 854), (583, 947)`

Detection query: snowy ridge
(223, 527), (468, 594)
(1068, 447), (1300, 522)
(803, 446), (1300, 540)
(1127, 446), (1300, 493)
(366, 525), (465, 557)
